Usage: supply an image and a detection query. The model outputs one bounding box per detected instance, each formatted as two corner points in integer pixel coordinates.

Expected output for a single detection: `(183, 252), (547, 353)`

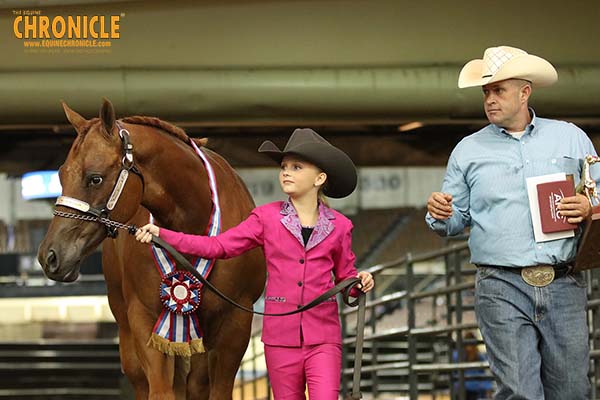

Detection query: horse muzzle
(38, 245), (82, 282)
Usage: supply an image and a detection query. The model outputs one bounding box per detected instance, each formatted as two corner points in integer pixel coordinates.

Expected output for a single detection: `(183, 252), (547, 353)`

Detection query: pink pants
(265, 343), (342, 400)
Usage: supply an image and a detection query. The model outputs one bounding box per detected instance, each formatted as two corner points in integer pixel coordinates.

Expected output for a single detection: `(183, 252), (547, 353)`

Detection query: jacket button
(297, 281), (303, 287)
(299, 259), (305, 264)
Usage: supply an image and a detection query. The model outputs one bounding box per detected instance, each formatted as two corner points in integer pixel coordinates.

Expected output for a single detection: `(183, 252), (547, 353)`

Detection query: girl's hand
(357, 271), (374, 293)
(135, 224), (160, 244)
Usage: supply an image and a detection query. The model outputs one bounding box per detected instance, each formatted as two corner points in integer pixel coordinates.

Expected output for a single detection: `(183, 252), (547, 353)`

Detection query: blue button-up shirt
(426, 110), (599, 267)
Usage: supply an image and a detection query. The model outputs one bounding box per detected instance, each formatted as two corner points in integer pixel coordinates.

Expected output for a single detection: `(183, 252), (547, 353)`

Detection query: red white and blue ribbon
(147, 141), (221, 356)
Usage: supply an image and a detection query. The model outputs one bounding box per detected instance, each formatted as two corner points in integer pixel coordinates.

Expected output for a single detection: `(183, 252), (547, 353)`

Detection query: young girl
(135, 128), (374, 399)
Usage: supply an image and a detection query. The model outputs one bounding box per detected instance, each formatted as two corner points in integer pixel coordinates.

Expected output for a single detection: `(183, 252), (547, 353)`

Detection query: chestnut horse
(37, 99), (266, 399)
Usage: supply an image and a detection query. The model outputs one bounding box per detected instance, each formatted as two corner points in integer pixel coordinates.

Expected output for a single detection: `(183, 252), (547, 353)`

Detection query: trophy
(574, 154), (600, 272)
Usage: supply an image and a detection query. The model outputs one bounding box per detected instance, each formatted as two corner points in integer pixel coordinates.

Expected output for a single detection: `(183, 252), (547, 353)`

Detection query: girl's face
(279, 155), (326, 199)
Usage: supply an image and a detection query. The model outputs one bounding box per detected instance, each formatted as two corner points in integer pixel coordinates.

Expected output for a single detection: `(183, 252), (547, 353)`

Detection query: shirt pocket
(531, 157), (580, 178)
(264, 296), (286, 303)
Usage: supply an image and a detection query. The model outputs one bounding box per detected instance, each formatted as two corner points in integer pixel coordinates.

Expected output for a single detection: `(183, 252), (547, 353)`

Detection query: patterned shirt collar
(279, 198), (336, 250)
(280, 198), (335, 220)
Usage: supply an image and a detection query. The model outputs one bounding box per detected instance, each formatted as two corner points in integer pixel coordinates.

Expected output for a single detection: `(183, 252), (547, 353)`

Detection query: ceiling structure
(1, 0), (600, 175)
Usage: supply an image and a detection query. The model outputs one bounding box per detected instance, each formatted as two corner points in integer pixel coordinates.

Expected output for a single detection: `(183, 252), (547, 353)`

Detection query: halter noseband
(53, 122), (144, 238)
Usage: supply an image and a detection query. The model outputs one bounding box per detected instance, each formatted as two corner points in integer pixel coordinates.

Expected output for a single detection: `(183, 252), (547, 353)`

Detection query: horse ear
(61, 101), (87, 133)
(100, 98), (116, 137)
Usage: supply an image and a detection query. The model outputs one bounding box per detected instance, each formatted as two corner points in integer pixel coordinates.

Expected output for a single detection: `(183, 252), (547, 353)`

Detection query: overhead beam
(2, 66), (600, 126)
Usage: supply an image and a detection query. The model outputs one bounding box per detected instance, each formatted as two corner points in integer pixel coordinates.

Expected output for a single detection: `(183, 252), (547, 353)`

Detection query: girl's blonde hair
(318, 188), (329, 208)
(317, 173), (330, 207)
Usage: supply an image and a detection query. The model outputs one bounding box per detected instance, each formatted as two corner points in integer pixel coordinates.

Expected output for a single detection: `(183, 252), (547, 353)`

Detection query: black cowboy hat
(258, 128), (357, 198)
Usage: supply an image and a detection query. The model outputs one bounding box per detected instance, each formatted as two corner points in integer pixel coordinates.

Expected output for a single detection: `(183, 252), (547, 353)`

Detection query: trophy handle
(576, 154), (600, 206)
(574, 155), (600, 272)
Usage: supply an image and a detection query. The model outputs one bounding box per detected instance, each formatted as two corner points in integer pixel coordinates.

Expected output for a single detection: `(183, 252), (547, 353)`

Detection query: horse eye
(88, 175), (103, 186)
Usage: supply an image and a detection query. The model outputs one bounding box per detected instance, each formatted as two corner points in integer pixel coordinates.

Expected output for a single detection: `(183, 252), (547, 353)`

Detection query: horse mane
(121, 116), (189, 143)
(78, 115), (208, 147)
(122, 116), (208, 147)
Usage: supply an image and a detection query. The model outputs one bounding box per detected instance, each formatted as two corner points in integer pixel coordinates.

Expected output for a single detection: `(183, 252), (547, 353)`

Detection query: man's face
(482, 79), (529, 129)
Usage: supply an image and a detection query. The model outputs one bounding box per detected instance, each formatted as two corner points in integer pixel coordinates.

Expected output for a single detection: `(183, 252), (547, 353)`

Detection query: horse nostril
(46, 249), (59, 273)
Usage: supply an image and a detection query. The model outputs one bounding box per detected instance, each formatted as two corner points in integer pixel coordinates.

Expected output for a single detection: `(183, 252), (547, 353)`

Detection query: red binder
(536, 180), (577, 233)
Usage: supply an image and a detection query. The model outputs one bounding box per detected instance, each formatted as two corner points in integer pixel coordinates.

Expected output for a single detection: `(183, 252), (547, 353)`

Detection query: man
(426, 46), (597, 399)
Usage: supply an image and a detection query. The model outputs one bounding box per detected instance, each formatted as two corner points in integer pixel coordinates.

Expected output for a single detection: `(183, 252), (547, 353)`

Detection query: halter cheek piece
(53, 122), (144, 238)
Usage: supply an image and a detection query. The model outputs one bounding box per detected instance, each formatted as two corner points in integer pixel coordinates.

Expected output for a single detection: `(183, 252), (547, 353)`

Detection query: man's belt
(477, 264), (573, 287)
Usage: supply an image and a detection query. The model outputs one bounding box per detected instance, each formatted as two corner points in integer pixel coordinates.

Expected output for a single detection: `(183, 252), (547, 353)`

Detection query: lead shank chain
(53, 210), (137, 234)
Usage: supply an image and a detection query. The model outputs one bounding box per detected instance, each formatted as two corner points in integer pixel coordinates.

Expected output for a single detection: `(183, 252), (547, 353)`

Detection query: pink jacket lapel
(279, 199), (335, 250)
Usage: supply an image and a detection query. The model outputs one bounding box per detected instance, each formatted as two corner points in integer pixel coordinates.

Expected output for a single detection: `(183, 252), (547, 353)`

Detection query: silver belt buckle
(521, 265), (555, 287)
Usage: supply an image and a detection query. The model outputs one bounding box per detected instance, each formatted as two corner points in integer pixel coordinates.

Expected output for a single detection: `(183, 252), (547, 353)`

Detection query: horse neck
(133, 126), (213, 234)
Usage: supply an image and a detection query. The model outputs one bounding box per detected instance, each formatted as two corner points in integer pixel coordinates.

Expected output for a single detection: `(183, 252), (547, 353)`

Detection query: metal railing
(340, 242), (475, 398)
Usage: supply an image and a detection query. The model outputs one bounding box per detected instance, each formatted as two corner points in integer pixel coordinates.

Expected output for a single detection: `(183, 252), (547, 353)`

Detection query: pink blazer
(160, 200), (359, 347)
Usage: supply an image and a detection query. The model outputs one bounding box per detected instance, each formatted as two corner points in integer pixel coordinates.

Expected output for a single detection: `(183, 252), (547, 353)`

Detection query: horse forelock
(77, 117), (101, 137)
(70, 118), (105, 154)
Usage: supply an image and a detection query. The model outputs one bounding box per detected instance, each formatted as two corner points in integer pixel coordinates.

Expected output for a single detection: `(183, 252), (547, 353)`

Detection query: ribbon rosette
(160, 271), (201, 315)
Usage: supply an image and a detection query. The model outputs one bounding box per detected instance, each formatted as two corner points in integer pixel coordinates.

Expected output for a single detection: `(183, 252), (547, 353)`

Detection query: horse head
(38, 99), (143, 282)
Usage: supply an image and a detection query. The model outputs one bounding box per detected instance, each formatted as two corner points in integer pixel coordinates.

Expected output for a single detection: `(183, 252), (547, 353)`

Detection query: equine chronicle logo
(12, 9), (121, 53)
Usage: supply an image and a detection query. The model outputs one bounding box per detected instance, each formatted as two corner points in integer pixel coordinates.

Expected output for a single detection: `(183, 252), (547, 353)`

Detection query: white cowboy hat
(458, 46), (558, 88)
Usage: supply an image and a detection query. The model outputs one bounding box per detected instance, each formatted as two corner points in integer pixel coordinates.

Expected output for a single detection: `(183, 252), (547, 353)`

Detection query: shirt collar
(280, 199), (296, 216)
(279, 198), (335, 220)
(491, 107), (538, 137)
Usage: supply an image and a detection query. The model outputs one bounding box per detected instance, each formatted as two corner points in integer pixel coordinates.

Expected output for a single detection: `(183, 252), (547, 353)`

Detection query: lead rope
(348, 293), (366, 400)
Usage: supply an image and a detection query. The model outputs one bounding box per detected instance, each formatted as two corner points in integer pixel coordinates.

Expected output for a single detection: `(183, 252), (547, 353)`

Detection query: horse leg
(206, 308), (254, 400)
(118, 323), (150, 399)
(187, 352), (210, 400)
(103, 244), (149, 399)
(174, 356), (191, 400)
(107, 298), (149, 398)
(128, 298), (178, 400)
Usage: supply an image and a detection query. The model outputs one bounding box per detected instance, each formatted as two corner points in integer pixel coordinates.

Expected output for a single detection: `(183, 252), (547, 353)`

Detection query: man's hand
(427, 192), (453, 220)
(558, 193), (592, 224)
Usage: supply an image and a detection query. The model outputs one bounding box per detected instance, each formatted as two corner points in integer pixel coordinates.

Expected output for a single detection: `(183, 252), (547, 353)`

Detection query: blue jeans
(474, 266), (590, 400)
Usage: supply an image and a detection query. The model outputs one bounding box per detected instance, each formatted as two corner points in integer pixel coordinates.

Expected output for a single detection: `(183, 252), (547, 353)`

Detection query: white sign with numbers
(2, 167), (446, 221)
(236, 167), (445, 210)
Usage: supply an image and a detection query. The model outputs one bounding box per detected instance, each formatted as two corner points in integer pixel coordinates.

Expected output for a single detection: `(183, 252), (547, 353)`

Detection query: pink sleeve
(333, 221), (361, 298)
(159, 209), (264, 259)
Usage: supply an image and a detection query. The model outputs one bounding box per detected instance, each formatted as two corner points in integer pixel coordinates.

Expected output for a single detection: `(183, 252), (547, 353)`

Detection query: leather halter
(53, 122), (144, 238)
